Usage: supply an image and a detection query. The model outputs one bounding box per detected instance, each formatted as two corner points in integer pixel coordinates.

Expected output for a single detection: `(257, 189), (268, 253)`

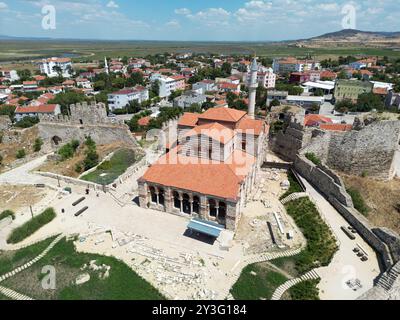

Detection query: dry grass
(342, 174), (400, 234)
(0, 185), (47, 212)
(37, 142), (125, 178)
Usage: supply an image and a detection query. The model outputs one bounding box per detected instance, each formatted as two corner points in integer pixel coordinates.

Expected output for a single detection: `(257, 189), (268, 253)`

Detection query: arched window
(149, 186), (157, 203)
(173, 191), (180, 209)
(209, 199), (217, 217)
(193, 196), (200, 214)
(158, 188), (165, 206)
(182, 193), (191, 214)
(219, 202), (227, 221)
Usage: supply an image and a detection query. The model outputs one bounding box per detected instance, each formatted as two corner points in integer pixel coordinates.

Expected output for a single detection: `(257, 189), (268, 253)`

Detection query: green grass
(2, 237), (165, 300)
(0, 237), (56, 275)
(346, 188), (370, 216)
(81, 149), (140, 185)
(230, 263), (288, 300)
(0, 210), (15, 222)
(271, 198), (338, 275)
(280, 171), (303, 200)
(305, 152), (322, 166)
(6, 208), (56, 244)
(289, 279), (320, 300)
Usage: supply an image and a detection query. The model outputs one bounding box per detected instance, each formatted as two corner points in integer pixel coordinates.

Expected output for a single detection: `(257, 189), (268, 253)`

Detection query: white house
(39, 57), (73, 78)
(157, 75), (186, 98)
(173, 91), (207, 109)
(76, 78), (92, 89)
(273, 57), (320, 74)
(246, 66), (276, 89)
(107, 86), (149, 111)
(0, 69), (20, 82)
(14, 104), (61, 121)
(192, 80), (218, 94)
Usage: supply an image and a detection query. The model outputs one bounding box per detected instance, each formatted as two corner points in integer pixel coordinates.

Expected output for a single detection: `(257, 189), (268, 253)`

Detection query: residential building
(285, 95), (325, 108)
(289, 72), (311, 84)
(39, 57), (73, 78)
(23, 81), (38, 92)
(334, 80), (373, 102)
(245, 67), (276, 89)
(272, 57), (320, 74)
(157, 75), (186, 98)
(218, 82), (241, 94)
(266, 90), (289, 107)
(14, 104), (61, 121)
(76, 78), (92, 89)
(173, 91), (207, 109)
(107, 85), (149, 110)
(0, 69), (20, 82)
(192, 80), (218, 94)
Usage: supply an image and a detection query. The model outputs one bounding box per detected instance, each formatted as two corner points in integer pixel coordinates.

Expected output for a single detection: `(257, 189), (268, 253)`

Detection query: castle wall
(37, 102), (140, 149)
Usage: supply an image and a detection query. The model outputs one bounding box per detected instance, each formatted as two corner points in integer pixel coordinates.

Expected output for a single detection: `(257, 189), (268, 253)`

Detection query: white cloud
(317, 3), (340, 11)
(106, 1), (119, 9)
(174, 8), (191, 15)
(0, 2), (8, 10)
(187, 8), (231, 27)
(165, 19), (180, 28)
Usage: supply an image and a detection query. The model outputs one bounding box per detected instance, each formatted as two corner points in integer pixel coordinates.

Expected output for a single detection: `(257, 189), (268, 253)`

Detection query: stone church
(138, 58), (268, 231)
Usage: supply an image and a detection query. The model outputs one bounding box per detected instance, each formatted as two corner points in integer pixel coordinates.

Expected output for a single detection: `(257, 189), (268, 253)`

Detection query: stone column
(165, 187), (173, 213)
(199, 196), (208, 220)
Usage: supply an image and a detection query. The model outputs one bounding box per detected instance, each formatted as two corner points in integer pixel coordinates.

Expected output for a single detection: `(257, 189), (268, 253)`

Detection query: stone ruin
(271, 114), (400, 180)
(37, 102), (141, 150)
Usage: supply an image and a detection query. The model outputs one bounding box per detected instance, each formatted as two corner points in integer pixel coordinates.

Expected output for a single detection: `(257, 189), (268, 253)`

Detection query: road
(0, 155), (53, 186)
(299, 176), (381, 300)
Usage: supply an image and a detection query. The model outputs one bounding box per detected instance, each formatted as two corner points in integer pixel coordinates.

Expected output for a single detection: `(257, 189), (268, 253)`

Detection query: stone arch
(182, 193), (191, 214)
(51, 136), (62, 146)
(149, 186), (157, 203)
(158, 187), (165, 206)
(209, 199), (217, 217)
(193, 195), (200, 214)
(173, 191), (181, 209)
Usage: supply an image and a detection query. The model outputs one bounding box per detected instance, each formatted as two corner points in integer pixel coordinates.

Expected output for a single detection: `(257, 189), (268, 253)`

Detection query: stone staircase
(271, 269), (320, 300)
(280, 192), (308, 205)
(0, 234), (64, 300)
(376, 262), (400, 292)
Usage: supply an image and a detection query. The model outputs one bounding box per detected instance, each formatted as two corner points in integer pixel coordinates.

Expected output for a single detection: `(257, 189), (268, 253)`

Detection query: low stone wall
(34, 171), (116, 192)
(294, 154), (393, 270)
(373, 228), (400, 264)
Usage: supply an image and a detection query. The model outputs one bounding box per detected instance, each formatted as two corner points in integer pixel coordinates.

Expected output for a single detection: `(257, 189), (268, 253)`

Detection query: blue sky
(0, 0), (399, 41)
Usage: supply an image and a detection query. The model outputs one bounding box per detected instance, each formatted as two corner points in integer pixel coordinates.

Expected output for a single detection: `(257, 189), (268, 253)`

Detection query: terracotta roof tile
(178, 112), (200, 127)
(198, 107), (246, 123)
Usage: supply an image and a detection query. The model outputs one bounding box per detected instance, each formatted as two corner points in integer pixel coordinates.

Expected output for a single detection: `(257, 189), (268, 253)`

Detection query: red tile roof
(140, 148), (255, 200)
(178, 112), (200, 127)
(304, 114), (333, 127)
(198, 107), (246, 123)
(236, 116), (264, 136)
(15, 104), (58, 114)
(138, 116), (151, 127)
(319, 123), (353, 132)
(185, 122), (235, 144)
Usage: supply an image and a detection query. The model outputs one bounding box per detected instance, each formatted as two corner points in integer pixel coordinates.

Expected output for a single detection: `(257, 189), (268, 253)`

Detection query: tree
(16, 149), (26, 159)
(356, 93), (384, 112)
(335, 98), (356, 113)
(270, 99), (281, 107)
(14, 116), (39, 128)
(48, 91), (89, 115)
(221, 62), (232, 76)
(150, 80), (160, 98)
(337, 70), (348, 80)
(52, 66), (63, 77)
(128, 72), (144, 86)
(94, 80), (106, 91)
(17, 69), (32, 82)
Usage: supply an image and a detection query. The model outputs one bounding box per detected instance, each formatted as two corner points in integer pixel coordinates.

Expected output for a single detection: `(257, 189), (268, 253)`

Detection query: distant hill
(292, 29), (400, 49)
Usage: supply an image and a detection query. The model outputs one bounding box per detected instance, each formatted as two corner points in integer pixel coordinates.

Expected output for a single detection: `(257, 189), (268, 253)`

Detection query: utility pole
(30, 206), (34, 219)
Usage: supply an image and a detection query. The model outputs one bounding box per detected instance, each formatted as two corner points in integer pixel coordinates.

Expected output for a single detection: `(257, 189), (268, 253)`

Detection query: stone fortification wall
(294, 155), (393, 270)
(37, 102), (140, 149)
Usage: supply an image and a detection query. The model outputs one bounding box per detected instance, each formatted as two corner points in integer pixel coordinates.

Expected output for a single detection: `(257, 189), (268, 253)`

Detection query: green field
(1, 39), (400, 64)
(1, 237), (164, 300)
(230, 263), (288, 300)
(81, 148), (140, 185)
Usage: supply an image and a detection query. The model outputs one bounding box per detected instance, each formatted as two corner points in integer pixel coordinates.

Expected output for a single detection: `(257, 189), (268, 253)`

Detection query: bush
(280, 171), (303, 200)
(16, 149), (26, 159)
(58, 143), (75, 160)
(70, 139), (80, 151)
(0, 210), (15, 221)
(289, 279), (320, 300)
(33, 138), (43, 152)
(7, 208), (56, 244)
(347, 188), (369, 216)
(305, 153), (321, 166)
(14, 116), (40, 129)
(0, 154), (3, 166)
(75, 163), (83, 174)
(83, 148), (99, 171)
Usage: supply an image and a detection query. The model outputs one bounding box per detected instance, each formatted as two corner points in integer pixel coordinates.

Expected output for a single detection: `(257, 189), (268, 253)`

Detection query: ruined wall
(37, 102), (140, 149)
(294, 154), (393, 270)
(0, 116), (11, 131)
(279, 118), (400, 181)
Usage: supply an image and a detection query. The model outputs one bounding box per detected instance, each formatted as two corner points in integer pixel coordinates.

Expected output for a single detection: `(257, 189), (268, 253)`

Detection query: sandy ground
(0, 185), (48, 212)
(299, 177), (381, 300)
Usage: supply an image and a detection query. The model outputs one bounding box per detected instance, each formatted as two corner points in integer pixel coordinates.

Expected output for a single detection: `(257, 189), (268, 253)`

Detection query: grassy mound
(6, 208), (56, 244)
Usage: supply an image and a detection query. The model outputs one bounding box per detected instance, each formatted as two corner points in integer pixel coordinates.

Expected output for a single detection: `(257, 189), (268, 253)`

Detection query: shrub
(83, 148), (99, 171)
(0, 154), (3, 166)
(7, 208), (56, 244)
(305, 152), (321, 166)
(14, 116), (40, 129)
(347, 188), (369, 216)
(33, 138), (43, 152)
(70, 139), (80, 151)
(0, 210), (15, 221)
(75, 163), (83, 174)
(97, 160), (112, 170)
(16, 149), (26, 159)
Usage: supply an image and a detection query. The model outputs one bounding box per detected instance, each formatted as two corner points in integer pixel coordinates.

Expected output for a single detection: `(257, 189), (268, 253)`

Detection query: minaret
(104, 57), (109, 75)
(248, 57), (258, 119)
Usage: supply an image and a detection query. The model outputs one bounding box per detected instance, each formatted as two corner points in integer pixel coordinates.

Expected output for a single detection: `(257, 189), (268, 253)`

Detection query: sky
(0, 0), (399, 41)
